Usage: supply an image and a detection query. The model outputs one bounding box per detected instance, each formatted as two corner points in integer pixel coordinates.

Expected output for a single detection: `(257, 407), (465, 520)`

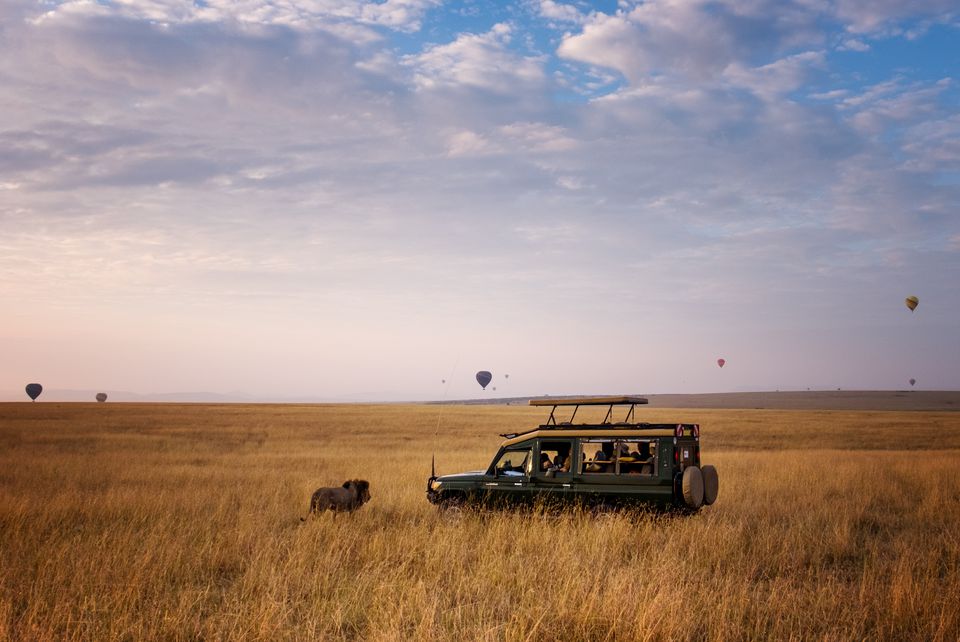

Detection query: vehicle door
(530, 438), (576, 503)
(575, 437), (620, 502)
(483, 444), (534, 506)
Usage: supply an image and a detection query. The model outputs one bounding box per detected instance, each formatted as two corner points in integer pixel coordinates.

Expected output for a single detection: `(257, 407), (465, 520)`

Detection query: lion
(301, 479), (371, 520)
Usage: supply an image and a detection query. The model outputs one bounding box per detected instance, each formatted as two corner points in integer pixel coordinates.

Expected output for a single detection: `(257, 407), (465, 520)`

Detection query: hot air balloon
(504, 374), (510, 380)
(905, 296), (919, 311)
(909, 378), (916, 387)
(96, 392), (107, 402)
(717, 358), (726, 368)
(476, 371), (492, 390)
(441, 379), (446, 384)
(25, 383), (42, 401)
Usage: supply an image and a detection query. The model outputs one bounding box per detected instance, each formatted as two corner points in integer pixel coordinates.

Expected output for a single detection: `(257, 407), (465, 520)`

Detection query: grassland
(1, 402), (959, 641)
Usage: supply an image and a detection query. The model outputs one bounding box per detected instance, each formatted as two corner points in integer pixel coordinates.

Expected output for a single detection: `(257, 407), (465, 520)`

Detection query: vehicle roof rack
(528, 396), (648, 407)
(498, 422), (698, 440)
(528, 395), (649, 427)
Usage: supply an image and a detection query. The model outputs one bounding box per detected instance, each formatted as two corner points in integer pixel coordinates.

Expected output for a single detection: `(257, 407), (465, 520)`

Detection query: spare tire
(682, 466), (704, 509)
(701, 465), (719, 505)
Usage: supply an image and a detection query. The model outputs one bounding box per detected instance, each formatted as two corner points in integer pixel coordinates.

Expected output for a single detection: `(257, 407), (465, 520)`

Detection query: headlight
(430, 480), (442, 491)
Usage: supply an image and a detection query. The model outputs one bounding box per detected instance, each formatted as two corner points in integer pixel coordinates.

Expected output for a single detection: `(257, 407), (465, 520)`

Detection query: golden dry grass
(1, 402), (959, 641)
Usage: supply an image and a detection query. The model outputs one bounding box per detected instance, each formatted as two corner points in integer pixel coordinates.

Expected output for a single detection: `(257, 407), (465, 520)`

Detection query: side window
(580, 439), (615, 474)
(493, 448), (532, 477)
(618, 439), (657, 475)
(538, 441), (573, 474)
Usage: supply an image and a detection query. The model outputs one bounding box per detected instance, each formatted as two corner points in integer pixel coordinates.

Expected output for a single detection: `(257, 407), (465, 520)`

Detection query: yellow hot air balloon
(905, 295), (919, 311)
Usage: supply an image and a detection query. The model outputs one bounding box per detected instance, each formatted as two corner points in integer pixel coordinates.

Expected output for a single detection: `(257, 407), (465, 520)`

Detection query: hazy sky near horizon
(2, 0), (958, 401)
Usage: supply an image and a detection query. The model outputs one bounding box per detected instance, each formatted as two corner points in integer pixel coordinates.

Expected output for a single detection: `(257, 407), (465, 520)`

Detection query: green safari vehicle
(426, 396), (718, 511)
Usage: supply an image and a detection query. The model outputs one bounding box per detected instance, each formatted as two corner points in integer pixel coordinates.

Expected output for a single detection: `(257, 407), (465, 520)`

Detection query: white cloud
(837, 38), (871, 51)
(842, 78), (950, 135)
(556, 0), (819, 84)
(810, 89), (849, 101)
(498, 122), (577, 152)
(445, 130), (496, 157)
(404, 24), (546, 92)
(34, 0), (441, 33)
(538, 0), (584, 24)
(556, 12), (645, 82)
(830, 0), (957, 34)
(443, 122), (577, 158)
(722, 51), (825, 100)
(899, 112), (960, 173)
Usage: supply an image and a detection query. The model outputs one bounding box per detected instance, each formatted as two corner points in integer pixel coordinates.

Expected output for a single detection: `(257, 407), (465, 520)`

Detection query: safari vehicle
(426, 396), (718, 511)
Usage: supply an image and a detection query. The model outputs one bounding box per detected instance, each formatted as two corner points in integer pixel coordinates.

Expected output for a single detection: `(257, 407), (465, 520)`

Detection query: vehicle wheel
(681, 466), (704, 509)
(701, 465), (719, 505)
(438, 495), (466, 516)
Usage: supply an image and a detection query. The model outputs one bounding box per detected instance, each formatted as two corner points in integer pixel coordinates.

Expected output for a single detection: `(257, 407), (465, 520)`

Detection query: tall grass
(1, 403), (958, 640)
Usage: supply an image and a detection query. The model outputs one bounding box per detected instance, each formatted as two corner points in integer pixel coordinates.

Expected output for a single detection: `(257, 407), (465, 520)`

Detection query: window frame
(489, 445), (534, 478)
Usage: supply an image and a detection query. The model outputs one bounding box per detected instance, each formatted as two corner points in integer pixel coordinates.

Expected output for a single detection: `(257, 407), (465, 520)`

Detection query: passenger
(540, 452), (552, 471)
(594, 449), (611, 472)
(584, 450), (603, 473)
(560, 456), (571, 472)
(638, 443), (654, 474)
(553, 454), (564, 468)
(638, 443), (652, 462)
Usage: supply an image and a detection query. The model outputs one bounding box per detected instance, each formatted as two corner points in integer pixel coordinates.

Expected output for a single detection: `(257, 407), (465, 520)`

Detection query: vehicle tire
(701, 465), (719, 505)
(681, 466), (704, 509)
(438, 494), (466, 516)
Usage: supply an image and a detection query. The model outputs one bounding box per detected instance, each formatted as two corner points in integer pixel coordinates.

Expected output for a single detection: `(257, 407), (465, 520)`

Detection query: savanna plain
(1, 401), (959, 641)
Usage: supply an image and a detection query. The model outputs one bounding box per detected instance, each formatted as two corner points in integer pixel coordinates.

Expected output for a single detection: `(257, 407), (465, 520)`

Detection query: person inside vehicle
(540, 452), (552, 471)
(638, 442), (652, 462)
(593, 447), (612, 472)
(638, 442), (654, 474)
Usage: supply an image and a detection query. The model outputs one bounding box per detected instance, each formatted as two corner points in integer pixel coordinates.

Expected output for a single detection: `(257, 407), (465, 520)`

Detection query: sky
(1, 0), (958, 402)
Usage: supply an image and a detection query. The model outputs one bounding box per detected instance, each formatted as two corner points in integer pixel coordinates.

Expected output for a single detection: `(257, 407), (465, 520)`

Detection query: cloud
(2, 0), (959, 395)
(537, 0), (584, 24)
(900, 113), (960, 173)
(445, 130), (495, 157)
(404, 23), (546, 93)
(830, 0), (958, 34)
(837, 38), (871, 51)
(557, 0), (821, 84)
(722, 51), (826, 100)
(841, 77), (951, 135)
(35, 0), (441, 34)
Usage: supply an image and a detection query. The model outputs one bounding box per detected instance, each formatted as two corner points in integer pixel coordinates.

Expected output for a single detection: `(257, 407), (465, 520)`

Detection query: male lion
(301, 479), (371, 520)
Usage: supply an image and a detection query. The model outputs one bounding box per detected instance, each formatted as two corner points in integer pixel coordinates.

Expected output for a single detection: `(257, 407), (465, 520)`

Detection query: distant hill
(2, 389), (958, 411)
(431, 390), (960, 411)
